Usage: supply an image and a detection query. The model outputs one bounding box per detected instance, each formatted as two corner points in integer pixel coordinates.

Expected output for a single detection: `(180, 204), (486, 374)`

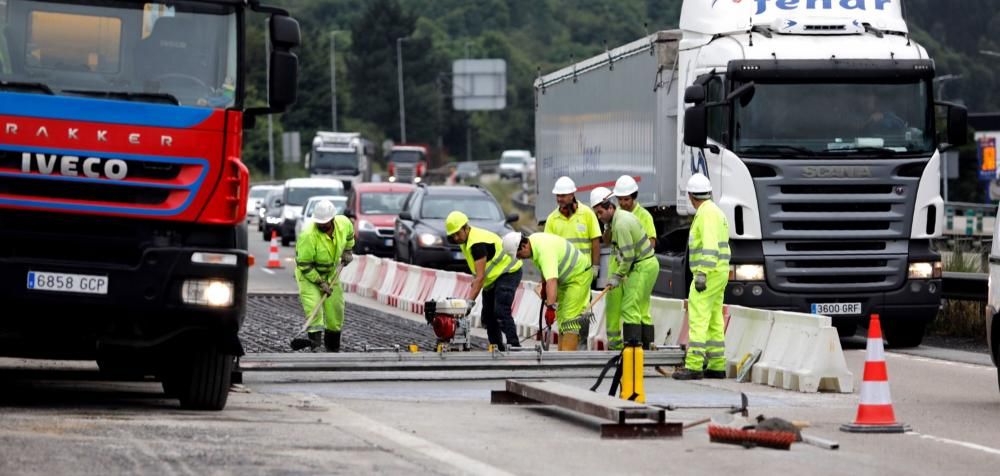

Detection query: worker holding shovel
(292, 200), (355, 352)
(502, 231), (593, 351)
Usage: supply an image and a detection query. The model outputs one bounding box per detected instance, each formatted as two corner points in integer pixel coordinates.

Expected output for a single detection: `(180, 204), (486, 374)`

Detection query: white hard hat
(552, 176), (577, 195)
(589, 187), (613, 208)
(311, 200), (337, 224)
(501, 231), (523, 258)
(613, 175), (639, 197)
(686, 173), (712, 197)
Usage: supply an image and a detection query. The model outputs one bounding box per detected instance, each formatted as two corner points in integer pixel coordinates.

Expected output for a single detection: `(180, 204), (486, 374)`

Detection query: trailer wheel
(173, 345), (234, 411)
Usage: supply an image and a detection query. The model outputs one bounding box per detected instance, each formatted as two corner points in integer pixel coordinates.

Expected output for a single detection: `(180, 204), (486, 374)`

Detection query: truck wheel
(172, 345), (234, 411)
(882, 321), (926, 348)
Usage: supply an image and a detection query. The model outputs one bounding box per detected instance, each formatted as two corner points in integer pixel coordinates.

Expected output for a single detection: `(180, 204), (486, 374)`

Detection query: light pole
(464, 42), (473, 163)
(396, 37), (410, 143)
(329, 30), (345, 132)
(265, 18), (275, 181)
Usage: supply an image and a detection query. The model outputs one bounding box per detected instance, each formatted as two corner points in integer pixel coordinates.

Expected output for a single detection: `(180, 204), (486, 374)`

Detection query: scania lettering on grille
(802, 166), (872, 178)
(21, 153), (128, 180)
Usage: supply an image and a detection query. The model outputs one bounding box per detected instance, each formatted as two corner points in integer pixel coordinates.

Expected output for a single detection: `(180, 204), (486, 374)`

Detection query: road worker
(447, 211), (522, 350)
(294, 200), (355, 352)
(604, 175), (658, 350)
(590, 187), (659, 349)
(673, 173), (729, 380)
(545, 176), (602, 347)
(502, 231), (592, 351)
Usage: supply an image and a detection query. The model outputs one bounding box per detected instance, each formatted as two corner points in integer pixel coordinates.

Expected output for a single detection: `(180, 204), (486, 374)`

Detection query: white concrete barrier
(650, 298), (686, 347)
(724, 305), (774, 378)
(356, 257), (385, 298)
(396, 266), (424, 312)
(751, 311), (854, 393)
(374, 262), (401, 305)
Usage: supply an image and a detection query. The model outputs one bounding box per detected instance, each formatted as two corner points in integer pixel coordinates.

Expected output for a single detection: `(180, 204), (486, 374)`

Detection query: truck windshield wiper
(818, 146), (899, 156)
(62, 89), (180, 105)
(0, 80), (54, 95)
(736, 144), (815, 156)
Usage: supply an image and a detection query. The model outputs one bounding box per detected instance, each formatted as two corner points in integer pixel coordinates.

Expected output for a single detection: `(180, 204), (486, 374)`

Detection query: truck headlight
(418, 233), (443, 247)
(182, 280), (234, 307)
(908, 261), (942, 279)
(358, 219), (377, 232)
(730, 264), (765, 281)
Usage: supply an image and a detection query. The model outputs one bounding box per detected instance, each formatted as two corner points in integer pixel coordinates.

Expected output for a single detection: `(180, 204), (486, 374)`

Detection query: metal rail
(942, 271), (988, 302)
(239, 348), (685, 372)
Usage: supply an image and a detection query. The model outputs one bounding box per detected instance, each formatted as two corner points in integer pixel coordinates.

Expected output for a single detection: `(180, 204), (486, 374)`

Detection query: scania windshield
(0, 0), (238, 108)
(733, 81), (934, 157)
(313, 150), (359, 172)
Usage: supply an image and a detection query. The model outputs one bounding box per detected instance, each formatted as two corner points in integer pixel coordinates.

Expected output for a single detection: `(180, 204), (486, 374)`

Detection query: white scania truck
(534, 0), (967, 346)
(308, 131), (373, 190)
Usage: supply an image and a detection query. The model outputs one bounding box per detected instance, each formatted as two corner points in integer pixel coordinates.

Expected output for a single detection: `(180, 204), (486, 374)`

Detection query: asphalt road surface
(0, 225), (998, 475)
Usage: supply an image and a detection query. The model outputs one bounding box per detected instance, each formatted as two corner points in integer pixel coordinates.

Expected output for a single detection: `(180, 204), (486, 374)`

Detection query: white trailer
(308, 131), (373, 189)
(534, 0), (968, 347)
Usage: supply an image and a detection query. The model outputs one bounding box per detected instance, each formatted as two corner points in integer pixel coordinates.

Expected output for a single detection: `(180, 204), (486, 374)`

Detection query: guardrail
(944, 202), (996, 237)
(942, 271), (988, 302)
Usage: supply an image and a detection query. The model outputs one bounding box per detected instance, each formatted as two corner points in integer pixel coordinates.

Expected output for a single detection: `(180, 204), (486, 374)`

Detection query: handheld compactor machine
(424, 298), (473, 351)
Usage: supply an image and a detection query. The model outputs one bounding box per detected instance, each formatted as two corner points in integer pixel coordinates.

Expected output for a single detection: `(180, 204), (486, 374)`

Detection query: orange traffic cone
(841, 314), (910, 433)
(266, 230), (283, 269)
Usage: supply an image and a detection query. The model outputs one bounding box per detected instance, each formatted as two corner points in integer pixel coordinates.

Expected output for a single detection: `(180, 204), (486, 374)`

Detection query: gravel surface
(922, 334), (991, 354)
(240, 294), (489, 353)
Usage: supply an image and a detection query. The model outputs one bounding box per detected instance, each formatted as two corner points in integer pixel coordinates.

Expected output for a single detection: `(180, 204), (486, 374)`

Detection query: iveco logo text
(802, 166), (872, 178)
(753, 0), (892, 15)
(4, 123), (173, 147)
(21, 153), (128, 180)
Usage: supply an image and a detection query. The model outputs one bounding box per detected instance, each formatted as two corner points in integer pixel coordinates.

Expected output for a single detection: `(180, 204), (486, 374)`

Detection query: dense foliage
(244, 0), (1000, 200)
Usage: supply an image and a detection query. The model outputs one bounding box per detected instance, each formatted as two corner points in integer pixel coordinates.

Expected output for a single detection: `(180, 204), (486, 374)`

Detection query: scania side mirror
(727, 82), (756, 107)
(684, 105), (709, 148)
(684, 85), (706, 105)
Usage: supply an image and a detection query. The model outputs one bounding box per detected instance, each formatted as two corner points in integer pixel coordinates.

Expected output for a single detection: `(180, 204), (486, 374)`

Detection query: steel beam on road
(239, 348), (684, 372)
(491, 379), (683, 439)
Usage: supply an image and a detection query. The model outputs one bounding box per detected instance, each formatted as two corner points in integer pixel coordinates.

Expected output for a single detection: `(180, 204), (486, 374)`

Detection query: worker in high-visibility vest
(674, 173), (730, 380)
(446, 211), (522, 350)
(294, 200), (355, 352)
(545, 176), (602, 282)
(502, 231), (592, 351)
(604, 175), (658, 349)
(590, 187), (659, 349)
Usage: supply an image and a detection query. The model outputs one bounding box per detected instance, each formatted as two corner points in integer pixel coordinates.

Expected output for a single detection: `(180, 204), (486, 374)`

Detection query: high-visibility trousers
(557, 273), (593, 335)
(297, 277), (345, 333)
(606, 258), (657, 350)
(685, 270), (727, 372)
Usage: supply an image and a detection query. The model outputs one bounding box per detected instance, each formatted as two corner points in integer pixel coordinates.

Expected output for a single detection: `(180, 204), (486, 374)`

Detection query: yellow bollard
(620, 344), (645, 403)
(408, 344), (419, 353)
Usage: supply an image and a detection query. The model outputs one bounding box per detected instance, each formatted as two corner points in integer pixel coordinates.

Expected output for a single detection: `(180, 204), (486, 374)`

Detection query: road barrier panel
(723, 305), (774, 378)
(396, 266), (424, 312)
(357, 257), (386, 298)
(752, 311), (853, 393)
(650, 298), (686, 347)
(374, 262), (401, 305)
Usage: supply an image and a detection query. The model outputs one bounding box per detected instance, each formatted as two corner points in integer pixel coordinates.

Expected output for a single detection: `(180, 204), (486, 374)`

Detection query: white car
(294, 195), (348, 240)
(247, 184), (280, 223)
(278, 177), (345, 246)
(498, 150), (533, 180)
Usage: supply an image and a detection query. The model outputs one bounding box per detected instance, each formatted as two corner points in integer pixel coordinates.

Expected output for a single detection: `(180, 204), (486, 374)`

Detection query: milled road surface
(0, 226), (998, 474)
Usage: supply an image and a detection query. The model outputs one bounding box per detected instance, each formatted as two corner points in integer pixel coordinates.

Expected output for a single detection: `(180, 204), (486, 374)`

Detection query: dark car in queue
(393, 184), (519, 270)
(345, 182), (415, 257)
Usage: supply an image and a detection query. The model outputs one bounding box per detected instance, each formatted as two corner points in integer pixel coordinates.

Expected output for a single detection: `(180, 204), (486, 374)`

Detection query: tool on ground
(590, 342), (646, 402)
(671, 392), (749, 429)
(736, 349), (763, 383)
(746, 415), (838, 450)
(707, 425), (795, 450)
(424, 297), (474, 351)
(289, 263), (344, 351)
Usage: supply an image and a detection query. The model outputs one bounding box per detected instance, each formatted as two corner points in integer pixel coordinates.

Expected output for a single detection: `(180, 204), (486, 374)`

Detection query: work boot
(324, 330), (341, 352)
(622, 324), (642, 347)
(558, 333), (580, 351)
(704, 370), (727, 379)
(308, 331), (323, 352)
(672, 368), (704, 380)
(641, 324), (655, 350)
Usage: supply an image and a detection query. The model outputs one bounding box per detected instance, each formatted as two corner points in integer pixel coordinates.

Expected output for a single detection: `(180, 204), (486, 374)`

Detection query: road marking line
(884, 352), (993, 371)
(261, 268), (275, 275)
(909, 432), (1000, 457)
(294, 393), (514, 476)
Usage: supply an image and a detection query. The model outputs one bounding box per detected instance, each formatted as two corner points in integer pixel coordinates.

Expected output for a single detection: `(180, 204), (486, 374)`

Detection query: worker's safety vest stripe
(557, 241), (581, 281)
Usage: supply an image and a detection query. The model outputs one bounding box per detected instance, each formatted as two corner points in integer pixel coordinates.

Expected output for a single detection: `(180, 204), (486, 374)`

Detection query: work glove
(319, 281), (333, 295)
(592, 265), (600, 280)
(544, 303), (558, 327)
(341, 250), (354, 265)
(607, 275), (621, 289)
(695, 272), (707, 293)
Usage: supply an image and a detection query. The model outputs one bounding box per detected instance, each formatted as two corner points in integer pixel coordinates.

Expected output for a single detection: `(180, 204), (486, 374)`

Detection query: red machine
(0, 0), (300, 410)
(424, 298), (473, 351)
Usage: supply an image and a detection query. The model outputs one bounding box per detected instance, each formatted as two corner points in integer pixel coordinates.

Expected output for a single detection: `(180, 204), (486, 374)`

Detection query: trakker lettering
(21, 153), (128, 180)
(754, 0), (892, 15)
(802, 165), (873, 178)
(4, 122), (173, 147)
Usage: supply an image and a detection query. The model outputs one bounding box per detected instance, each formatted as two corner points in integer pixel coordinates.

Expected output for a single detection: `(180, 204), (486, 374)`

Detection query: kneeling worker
(446, 211), (522, 350)
(590, 187), (659, 349)
(294, 200), (355, 352)
(502, 231), (592, 351)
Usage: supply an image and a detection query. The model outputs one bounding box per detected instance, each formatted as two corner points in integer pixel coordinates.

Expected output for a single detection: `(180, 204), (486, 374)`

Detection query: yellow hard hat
(445, 211), (469, 235)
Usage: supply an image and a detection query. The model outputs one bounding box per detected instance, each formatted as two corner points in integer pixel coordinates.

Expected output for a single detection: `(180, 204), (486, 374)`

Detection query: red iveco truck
(0, 0), (299, 410)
